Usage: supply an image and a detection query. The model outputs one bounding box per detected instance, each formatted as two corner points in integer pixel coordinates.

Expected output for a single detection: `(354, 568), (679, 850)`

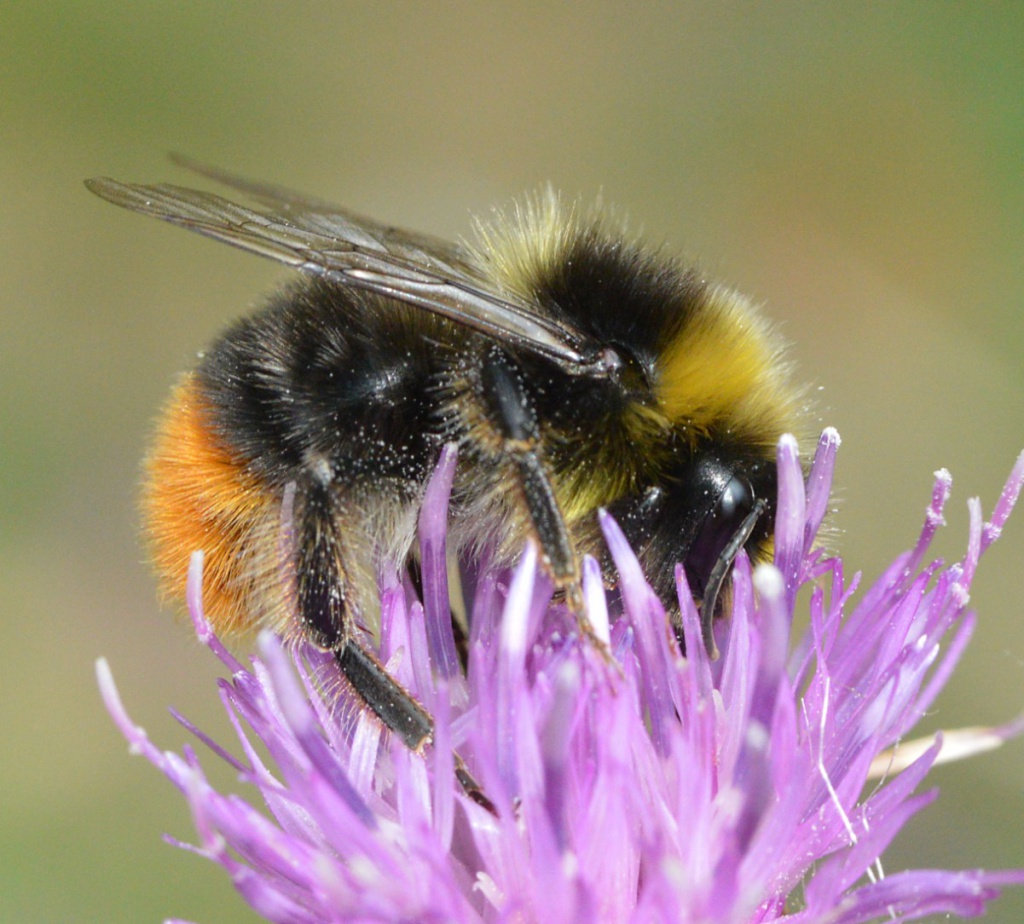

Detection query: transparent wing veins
(168, 153), (475, 269)
(85, 172), (602, 370)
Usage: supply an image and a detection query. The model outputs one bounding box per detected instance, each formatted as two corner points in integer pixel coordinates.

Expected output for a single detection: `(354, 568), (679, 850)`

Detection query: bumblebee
(86, 160), (801, 800)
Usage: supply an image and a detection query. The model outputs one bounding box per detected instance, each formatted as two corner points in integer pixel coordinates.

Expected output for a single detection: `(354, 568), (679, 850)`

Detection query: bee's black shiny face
(684, 473), (757, 598)
(607, 446), (778, 646)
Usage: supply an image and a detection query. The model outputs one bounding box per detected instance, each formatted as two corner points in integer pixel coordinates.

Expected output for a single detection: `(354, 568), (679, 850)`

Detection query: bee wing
(85, 170), (602, 371)
(168, 154), (475, 270)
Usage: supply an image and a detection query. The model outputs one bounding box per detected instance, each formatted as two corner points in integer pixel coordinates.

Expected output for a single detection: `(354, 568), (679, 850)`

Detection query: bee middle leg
(478, 348), (586, 616)
(294, 477), (494, 812)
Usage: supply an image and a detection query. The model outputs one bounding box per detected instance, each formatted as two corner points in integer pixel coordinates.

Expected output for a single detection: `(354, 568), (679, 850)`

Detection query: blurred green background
(3, 4), (1023, 922)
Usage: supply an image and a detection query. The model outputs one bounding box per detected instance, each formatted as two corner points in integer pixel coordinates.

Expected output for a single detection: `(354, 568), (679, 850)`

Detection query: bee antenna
(699, 498), (768, 660)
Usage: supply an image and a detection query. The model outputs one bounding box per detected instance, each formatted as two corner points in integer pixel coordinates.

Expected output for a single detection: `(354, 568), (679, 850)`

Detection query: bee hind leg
(334, 643), (494, 812)
(294, 477), (495, 813)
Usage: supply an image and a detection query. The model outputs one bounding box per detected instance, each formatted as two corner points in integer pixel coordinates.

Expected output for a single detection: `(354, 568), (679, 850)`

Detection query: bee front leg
(294, 477), (494, 812)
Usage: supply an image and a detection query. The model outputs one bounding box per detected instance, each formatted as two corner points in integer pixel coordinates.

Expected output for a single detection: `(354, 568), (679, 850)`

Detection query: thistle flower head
(99, 431), (1024, 923)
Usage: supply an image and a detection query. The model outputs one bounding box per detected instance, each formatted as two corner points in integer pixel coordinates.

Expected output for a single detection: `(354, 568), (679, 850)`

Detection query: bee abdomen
(142, 374), (288, 639)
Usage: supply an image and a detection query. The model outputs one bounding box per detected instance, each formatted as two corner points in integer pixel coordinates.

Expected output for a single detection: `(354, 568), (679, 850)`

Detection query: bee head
(609, 443), (778, 648)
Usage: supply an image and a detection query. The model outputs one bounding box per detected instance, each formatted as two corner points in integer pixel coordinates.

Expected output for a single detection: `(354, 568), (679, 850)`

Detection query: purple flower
(98, 431), (1024, 923)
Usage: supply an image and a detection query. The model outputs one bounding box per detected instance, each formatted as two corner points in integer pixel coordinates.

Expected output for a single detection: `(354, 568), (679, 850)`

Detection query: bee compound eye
(684, 474), (755, 598)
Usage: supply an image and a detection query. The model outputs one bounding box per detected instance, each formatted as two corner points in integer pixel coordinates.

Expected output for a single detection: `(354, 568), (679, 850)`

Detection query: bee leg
(295, 478), (495, 814)
(479, 349), (590, 623)
(336, 645), (495, 813)
(336, 644), (495, 813)
(294, 477), (437, 749)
